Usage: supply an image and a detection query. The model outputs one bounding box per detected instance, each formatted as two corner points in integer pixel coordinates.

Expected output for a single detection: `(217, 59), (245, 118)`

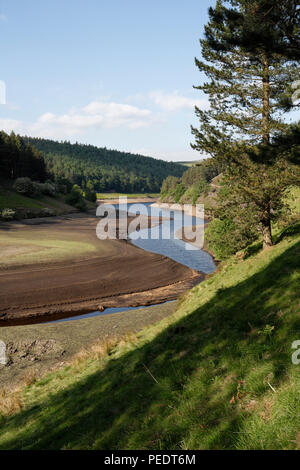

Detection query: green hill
(0, 223), (299, 450)
(26, 137), (185, 194)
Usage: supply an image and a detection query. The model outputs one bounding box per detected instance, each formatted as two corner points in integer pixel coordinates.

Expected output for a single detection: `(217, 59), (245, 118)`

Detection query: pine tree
(192, 0), (300, 248)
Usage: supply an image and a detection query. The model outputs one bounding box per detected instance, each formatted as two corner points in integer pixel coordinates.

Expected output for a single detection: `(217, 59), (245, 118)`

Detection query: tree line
(25, 137), (185, 194)
(0, 132), (48, 182)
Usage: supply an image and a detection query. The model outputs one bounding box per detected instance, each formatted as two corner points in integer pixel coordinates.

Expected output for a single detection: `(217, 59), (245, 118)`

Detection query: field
(0, 228), (99, 268)
(0, 222), (299, 449)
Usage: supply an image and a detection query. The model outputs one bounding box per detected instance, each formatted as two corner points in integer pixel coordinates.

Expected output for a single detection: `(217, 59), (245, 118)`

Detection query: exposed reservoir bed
(0, 208), (206, 326)
(51, 202), (215, 323)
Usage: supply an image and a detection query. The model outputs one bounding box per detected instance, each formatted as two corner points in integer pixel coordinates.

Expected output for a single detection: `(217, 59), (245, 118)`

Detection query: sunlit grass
(0, 222), (299, 449)
(0, 233), (97, 266)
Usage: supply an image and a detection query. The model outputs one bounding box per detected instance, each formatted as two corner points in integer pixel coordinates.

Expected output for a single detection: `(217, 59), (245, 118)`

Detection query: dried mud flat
(0, 212), (203, 326)
(0, 302), (177, 387)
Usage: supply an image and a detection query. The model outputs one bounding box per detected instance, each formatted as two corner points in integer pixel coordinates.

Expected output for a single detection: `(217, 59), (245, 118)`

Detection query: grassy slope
(0, 225), (300, 450)
(0, 188), (76, 214)
(287, 186), (300, 215)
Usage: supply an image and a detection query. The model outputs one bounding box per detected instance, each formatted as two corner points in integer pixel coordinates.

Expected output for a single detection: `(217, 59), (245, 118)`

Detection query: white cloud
(149, 90), (209, 112)
(35, 101), (153, 134)
(82, 101), (152, 128)
(0, 14), (7, 23)
(0, 100), (154, 138)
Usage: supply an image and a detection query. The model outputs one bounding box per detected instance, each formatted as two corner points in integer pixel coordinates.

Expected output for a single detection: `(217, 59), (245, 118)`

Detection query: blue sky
(0, 1), (299, 163)
(0, 0), (214, 162)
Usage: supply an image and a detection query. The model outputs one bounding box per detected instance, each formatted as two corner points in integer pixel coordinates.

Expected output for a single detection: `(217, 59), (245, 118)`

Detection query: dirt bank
(0, 212), (202, 326)
(0, 302), (176, 388)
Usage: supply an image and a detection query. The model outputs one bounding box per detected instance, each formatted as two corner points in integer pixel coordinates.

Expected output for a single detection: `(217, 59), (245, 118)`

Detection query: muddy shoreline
(0, 211), (204, 327)
(0, 302), (177, 388)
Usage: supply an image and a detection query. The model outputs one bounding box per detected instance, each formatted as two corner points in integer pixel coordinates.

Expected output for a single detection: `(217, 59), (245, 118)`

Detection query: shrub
(74, 199), (87, 212)
(65, 189), (87, 211)
(13, 177), (35, 196)
(206, 217), (258, 260)
(41, 182), (56, 197)
(173, 183), (186, 203)
(181, 180), (209, 204)
(1, 208), (16, 220)
(65, 189), (81, 206)
(32, 182), (42, 197)
(84, 188), (97, 203)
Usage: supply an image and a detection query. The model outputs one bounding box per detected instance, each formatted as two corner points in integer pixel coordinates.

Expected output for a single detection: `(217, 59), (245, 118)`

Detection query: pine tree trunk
(262, 223), (273, 248)
(262, 204), (273, 249)
(261, 54), (272, 248)
(262, 53), (270, 145)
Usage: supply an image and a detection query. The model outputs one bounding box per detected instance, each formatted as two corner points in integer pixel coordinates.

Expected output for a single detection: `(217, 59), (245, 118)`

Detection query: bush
(41, 182), (56, 197)
(65, 189), (81, 206)
(173, 183), (186, 203)
(1, 208), (16, 220)
(32, 182), (56, 197)
(65, 189), (87, 211)
(181, 180), (209, 204)
(13, 177), (35, 196)
(74, 199), (87, 211)
(84, 188), (97, 203)
(206, 218), (258, 260)
(32, 182), (42, 197)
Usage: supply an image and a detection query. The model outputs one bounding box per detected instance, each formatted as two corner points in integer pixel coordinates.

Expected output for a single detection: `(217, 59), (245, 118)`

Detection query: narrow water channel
(53, 202), (216, 323)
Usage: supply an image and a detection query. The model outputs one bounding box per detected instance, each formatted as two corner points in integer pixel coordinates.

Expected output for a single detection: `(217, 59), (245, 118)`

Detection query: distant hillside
(26, 137), (185, 193)
(160, 157), (221, 205)
(177, 160), (204, 167)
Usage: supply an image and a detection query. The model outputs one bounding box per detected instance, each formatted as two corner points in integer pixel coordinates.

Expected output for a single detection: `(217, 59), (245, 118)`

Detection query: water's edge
(52, 203), (215, 324)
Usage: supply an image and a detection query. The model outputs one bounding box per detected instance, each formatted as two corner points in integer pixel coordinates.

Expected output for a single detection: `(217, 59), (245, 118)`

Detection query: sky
(0, 0), (214, 162)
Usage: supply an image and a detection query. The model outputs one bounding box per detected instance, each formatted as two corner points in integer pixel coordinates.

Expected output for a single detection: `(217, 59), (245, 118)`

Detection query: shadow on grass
(0, 241), (300, 450)
(274, 222), (300, 244)
(244, 222), (300, 259)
